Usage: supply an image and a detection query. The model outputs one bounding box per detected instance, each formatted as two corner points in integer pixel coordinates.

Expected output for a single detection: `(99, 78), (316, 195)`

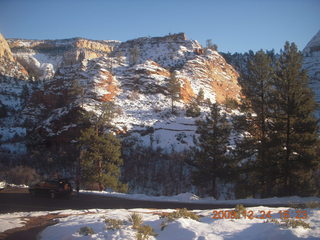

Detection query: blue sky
(0, 0), (319, 53)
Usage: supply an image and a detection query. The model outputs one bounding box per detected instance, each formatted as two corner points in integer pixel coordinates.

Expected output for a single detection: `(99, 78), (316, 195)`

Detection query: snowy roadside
(80, 190), (320, 206)
(1, 207), (319, 240)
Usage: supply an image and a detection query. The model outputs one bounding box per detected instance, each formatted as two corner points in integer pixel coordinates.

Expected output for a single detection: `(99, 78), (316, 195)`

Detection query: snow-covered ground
(1, 207), (319, 239)
(0, 181), (6, 189)
(1, 186), (319, 239)
(81, 190), (320, 206)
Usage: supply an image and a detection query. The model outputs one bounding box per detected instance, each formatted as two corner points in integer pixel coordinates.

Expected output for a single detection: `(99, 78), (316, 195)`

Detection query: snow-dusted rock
(303, 30), (320, 118)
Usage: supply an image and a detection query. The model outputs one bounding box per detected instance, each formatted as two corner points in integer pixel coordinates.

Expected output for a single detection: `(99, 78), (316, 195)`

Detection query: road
(0, 188), (290, 214)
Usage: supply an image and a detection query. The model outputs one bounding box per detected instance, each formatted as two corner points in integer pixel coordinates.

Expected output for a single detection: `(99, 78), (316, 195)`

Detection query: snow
(0, 212), (26, 232)
(0, 181), (28, 189)
(1, 207), (319, 239)
(80, 190), (320, 206)
(14, 52), (63, 80)
(0, 181), (6, 189)
(0, 127), (26, 141)
(0, 142), (27, 154)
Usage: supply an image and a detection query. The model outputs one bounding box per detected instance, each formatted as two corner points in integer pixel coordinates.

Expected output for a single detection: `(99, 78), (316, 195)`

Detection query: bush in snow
(136, 224), (158, 240)
(160, 208), (200, 230)
(79, 226), (95, 236)
(223, 97), (239, 110)
(129, 212), (143, 230)
(234, 204), (247, 219)
(267, 218), (311, 229)
(282, 219), (311, 229)
(104, 218), (124, 230)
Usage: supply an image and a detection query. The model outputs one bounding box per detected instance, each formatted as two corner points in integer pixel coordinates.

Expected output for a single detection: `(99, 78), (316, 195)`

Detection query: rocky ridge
(0, 33), (241, 157)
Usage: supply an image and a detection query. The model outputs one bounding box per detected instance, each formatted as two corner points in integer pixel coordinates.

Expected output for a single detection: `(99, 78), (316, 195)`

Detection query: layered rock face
(0, 34), (29, 155)
(303, 30), (320, 118)
(0, 33), (15, 61)
(7, 37), (118, 80)
(0, 33), (28, 79)
(0, 32), (241, 155)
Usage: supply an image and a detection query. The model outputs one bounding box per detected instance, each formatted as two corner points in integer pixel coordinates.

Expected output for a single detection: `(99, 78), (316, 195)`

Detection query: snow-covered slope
(1, 33), (241, 153)
(303, 30), (320, 118)
(0, 34), (29, 154)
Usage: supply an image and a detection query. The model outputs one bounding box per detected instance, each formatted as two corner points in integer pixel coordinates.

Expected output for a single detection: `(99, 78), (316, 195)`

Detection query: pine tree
(196, 88), (205, 106)
(236, 50), (275, 197)
(79, 127), (126, 192)
(205, 39), (218, 51)
(0, 100), (7, 118)
(270, 42), (319, 196)
(68, 79), (86, 107)
(192, 104), (233, 198)
(77, 101), (126, 192)
(186, 99), (201, 117)
(91, 101), (117, 133)
(167, 71), (181, 113)
(21, 84), (29, 99)
(130, 45), (140, 65)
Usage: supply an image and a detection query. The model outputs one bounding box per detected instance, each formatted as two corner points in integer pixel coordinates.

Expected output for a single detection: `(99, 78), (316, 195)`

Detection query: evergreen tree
(130, 45), (140, 65)
(192, 104), (233, 198)
(90, 101), (117, 133)
(68, 79), (86, 107)
(186, 99), (201, 117)
(0, 100), (7, 118)
(21, 84), (29, 99)
(167, 71), (181, 113)
(196, 88), (205, 106)
(236, 50), (275, 197)
(79, 127), (126, 192)
(270, 42), (319, 196)
(77, 101), (126, 192)
(205, 39), (218, 51)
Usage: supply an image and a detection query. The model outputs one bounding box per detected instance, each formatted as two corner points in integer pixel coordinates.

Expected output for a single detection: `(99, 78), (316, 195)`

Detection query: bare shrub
(160, 208), (200, 230)
(129, 212), (143, 229)
(5, 166), (40, 185)
(234, 204), (247, 218)
(105, 218), (124, 230)
(267, 218), (311, 229)
(136, 224), (157, 240)
(79, 226), (94, 236)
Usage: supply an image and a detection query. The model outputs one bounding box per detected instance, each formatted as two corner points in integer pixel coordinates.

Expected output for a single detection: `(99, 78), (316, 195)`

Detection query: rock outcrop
(0, 34), (28, 79)
(0, 33), (15, 62)
(7, 38), (118, 80)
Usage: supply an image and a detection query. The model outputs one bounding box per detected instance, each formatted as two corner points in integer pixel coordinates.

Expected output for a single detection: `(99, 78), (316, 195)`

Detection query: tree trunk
(284, 114), (291, 195)
(98, 160), (103, 191)
(171, 97), (174, 113)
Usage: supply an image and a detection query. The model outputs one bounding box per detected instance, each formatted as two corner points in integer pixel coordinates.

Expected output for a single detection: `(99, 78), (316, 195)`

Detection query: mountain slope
(303, 30), (320, 118)
(0, 33), (241, 153)
(0, 33), (242, 195)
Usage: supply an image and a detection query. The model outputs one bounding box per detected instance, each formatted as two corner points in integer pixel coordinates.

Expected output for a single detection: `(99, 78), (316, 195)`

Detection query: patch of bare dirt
(0, 213), (68, 240)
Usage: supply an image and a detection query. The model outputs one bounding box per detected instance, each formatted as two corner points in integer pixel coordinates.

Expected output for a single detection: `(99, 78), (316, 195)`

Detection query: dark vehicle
(29, 179), (73, 199)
